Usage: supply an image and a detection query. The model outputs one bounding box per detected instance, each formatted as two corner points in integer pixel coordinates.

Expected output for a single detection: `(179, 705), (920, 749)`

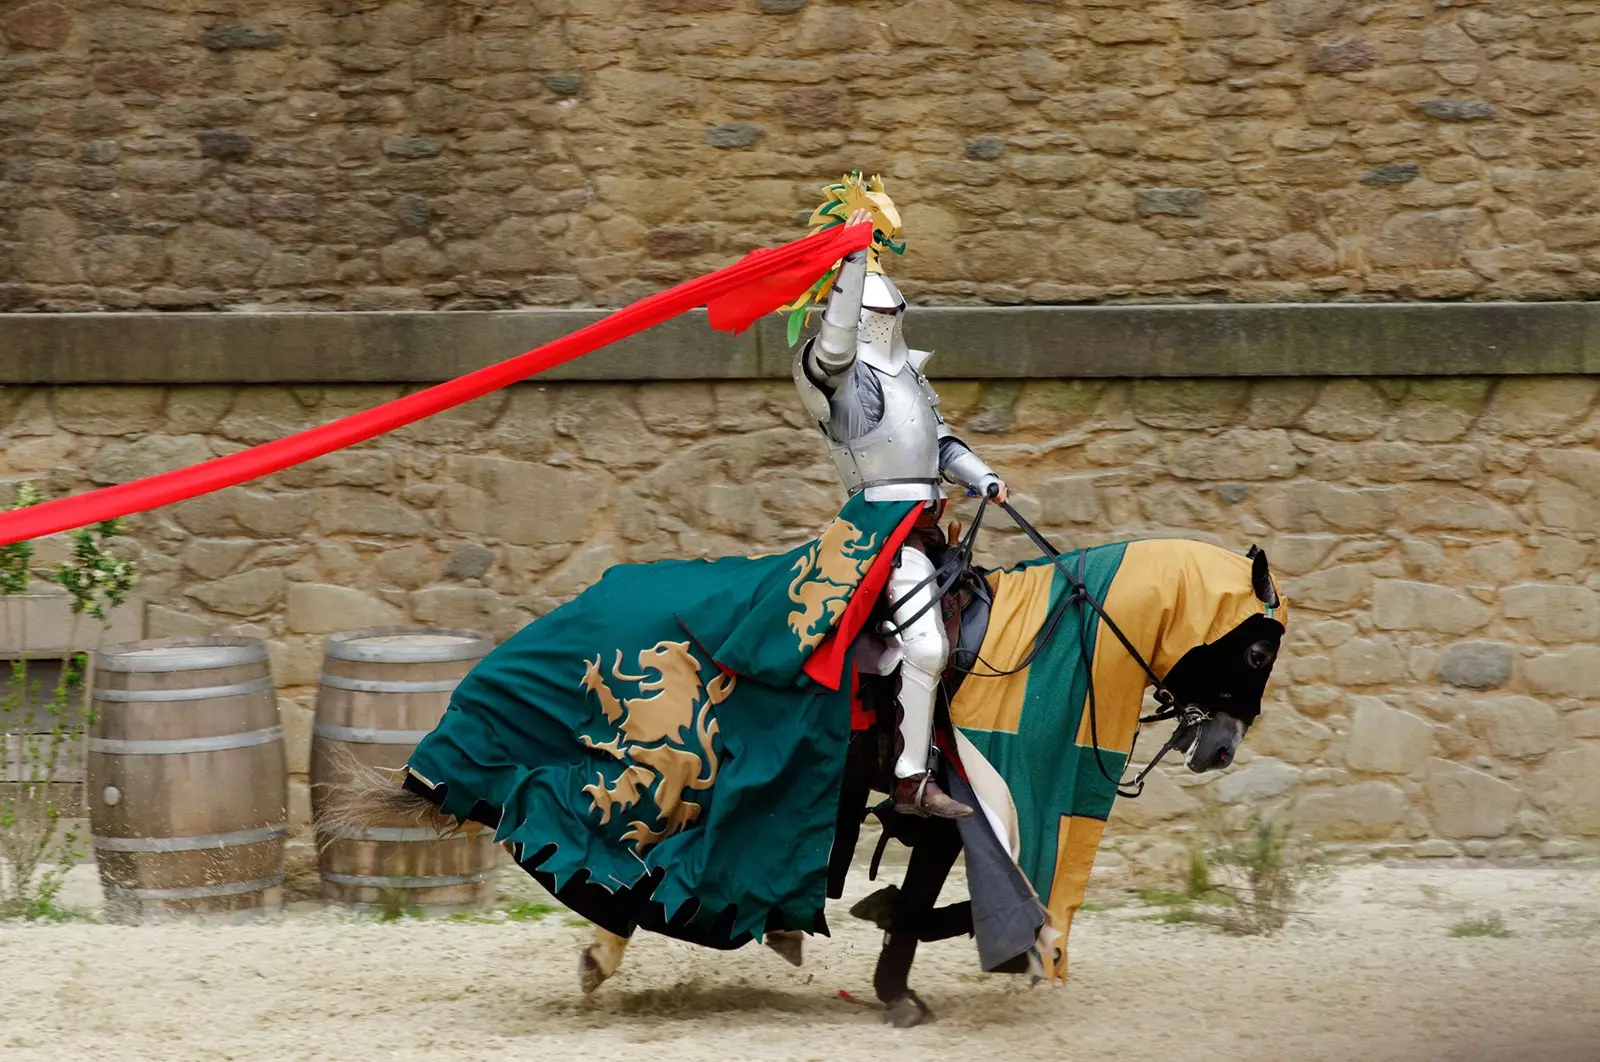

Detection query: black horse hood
(1091, 540), (1288, 726)
(1156, 546), (1285, 724)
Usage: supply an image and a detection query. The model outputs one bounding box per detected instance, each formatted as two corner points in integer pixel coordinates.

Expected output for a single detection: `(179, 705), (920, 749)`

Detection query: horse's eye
(1246, 640), (1277, 670)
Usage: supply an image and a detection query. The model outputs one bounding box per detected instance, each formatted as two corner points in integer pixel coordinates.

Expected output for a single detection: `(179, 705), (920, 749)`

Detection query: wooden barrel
(88, 637), (287, 925)
(311, 626), (498, 915)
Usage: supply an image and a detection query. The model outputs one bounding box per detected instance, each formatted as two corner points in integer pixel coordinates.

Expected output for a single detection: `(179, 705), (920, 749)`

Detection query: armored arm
(938, 427), (1002, 497)
(801, 249), (868, 390)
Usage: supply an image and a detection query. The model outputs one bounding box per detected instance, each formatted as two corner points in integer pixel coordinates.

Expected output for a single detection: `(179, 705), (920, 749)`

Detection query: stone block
(310, 490), (427, 537)
(1038, 474), (1106, 526)
(232, 490), (313, 538)
(266, 637), (322, 688)
(440, 456), (605, 547)
(1526, 746), (1600, 837)
(1258, 483), (1394, 534)
(1295, 781), (1405, 841)
(1424, 759), (1521, 839)
(409, 586), (505, 630)
(1108, 770), (1197, 828)
(443, 545), (494, 581)
(202, 26), (284, 50)
(184, 569), (287, 617)
(197, 131), (252, 160)
(1213, 758), (1303, 803)
(84, 435), (211, 486)
(1436, 641), (1512, 690)
(1281, 563), (1370, 612)
(1361, 163), (1420, 185)
(965, 137), (1005, 161)
(1371, 580), (1491, 636)
(1247, 707), (1332, 763)
(1308, 39), (1376, 73)
(179, 539), (254, 581)
(286, 583), (404, 635)
(1485, 379), (1599, 438)
(1502, 583), (1600, 643)
(1136, 188), (1207, 217)
(1332, 638), (1406, 687)
(1525, 646), (1600, 699)
(703, 123), (764, 149)
(2, 2), (71, 49)
(287, 777), (311, 831)
(383, 135), (445, 159)
(1418, 24), (1479, 63)
(1345, 698), (1434, 774)
(1466, 696), (1559, 761)
(52, 386), (165, 436)
(1166, 429), (1297, 481)
(279, 700), (314, 776)
(1415, 99), (1496, 122)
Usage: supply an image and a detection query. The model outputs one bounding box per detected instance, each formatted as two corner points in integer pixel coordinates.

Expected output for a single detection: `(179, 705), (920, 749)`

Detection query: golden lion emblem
(786, 516), (879, 652)
(577, 641), (736, 853)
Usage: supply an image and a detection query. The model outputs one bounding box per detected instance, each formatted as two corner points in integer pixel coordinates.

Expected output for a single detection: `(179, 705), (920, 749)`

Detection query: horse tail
(312, 743), (462, 853)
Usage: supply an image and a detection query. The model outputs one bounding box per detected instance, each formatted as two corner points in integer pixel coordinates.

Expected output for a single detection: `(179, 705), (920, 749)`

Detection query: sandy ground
(3, 839), (1599, 1062)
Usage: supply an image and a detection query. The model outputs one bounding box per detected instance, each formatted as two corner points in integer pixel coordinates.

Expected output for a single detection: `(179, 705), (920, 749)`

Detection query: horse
(316, 517), (1288, 1028)
(570, 529), (1287, 1027)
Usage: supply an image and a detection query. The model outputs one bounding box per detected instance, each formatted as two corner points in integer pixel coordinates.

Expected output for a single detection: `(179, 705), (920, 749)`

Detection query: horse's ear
(1248, 546), (1279, 608)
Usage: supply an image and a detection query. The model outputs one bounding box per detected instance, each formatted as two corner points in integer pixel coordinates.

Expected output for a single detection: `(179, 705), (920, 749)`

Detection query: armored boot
(884, 544), (973, 820)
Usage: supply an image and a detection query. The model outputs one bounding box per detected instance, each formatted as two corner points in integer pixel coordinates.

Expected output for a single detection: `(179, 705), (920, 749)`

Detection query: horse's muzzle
(1184, 713), (1247, 773)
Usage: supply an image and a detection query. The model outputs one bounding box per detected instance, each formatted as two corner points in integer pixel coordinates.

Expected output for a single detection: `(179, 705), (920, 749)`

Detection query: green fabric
(407, 495), (915, 940)
(954, 542), (1128, 900)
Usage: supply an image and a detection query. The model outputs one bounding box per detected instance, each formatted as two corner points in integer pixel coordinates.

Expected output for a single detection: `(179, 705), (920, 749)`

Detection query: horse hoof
(884, 991), (931, 1029)
(578, 949), (607, 995)
(764, 930), (804, 968)
(848, 885), (899, 932)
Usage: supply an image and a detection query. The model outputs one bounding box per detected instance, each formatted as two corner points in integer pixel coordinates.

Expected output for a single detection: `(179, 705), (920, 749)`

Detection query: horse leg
(580, 925), (631, 994)
(873, 820), (962, 1028)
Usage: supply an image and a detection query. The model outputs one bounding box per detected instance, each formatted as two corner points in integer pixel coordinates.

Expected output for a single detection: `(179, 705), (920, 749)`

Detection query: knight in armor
(787, 175), (1009, 821)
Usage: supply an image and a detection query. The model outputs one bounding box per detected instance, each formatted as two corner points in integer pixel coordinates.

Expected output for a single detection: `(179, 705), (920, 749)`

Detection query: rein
(946, 497), (1207, 799)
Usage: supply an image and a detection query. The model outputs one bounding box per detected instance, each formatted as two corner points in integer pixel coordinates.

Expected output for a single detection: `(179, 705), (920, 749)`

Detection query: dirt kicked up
(2, 847), (1598, 1062)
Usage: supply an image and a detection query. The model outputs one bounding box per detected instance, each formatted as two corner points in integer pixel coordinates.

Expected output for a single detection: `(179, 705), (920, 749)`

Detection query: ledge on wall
(2, 302), (1597, 383)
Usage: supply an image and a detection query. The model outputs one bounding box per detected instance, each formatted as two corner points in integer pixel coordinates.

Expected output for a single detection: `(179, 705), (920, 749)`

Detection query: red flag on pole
(0, 223), (870, 547)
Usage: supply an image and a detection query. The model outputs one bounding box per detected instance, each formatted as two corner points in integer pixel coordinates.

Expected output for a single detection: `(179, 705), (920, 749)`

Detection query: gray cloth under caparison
(947, 769), (1046, 972)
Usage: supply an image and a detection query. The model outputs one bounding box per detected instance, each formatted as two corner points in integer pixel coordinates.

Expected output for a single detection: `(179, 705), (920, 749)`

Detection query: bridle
(935, 493), (1214, 799)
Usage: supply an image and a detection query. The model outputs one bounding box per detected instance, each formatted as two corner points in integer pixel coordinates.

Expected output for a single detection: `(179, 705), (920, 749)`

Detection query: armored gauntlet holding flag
(787, 174), (1008, 820)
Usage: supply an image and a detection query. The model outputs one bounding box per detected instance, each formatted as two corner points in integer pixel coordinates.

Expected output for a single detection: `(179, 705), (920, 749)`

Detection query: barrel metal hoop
(89, 725), (284, 756)
(92, 824), (287, 854)
(317, 674), (462, 694)
(108, 874), (284, 901)
(317, 824), (456, 843)
(313, 723), (433, 745)
(322, 870), (494, 889)
(323, 626), (494, 664)
(94, 638), (269, 673)
(93, 676), (276, 703)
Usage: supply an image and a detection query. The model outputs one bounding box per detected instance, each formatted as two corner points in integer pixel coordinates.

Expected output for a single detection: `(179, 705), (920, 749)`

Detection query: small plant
(1449, 912), (1512, 938)
(1136, 806), (1328, 936)
(371, 886), (425, 922)
(446, 901), (556, 924)
(0, 484), (138, 920)
(1191, 804), (1330, 936)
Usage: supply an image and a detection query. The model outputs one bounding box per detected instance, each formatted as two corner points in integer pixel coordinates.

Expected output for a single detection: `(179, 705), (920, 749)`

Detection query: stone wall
(3, 0), (1600, 312)
(2, 375), (1597, 864)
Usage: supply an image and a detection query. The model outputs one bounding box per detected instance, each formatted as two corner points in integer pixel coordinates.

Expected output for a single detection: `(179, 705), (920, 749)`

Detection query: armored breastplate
(826, 358), (943, 503)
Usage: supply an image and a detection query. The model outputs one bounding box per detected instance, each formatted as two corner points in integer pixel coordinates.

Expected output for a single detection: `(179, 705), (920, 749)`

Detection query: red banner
(0, 224), (869, 547)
